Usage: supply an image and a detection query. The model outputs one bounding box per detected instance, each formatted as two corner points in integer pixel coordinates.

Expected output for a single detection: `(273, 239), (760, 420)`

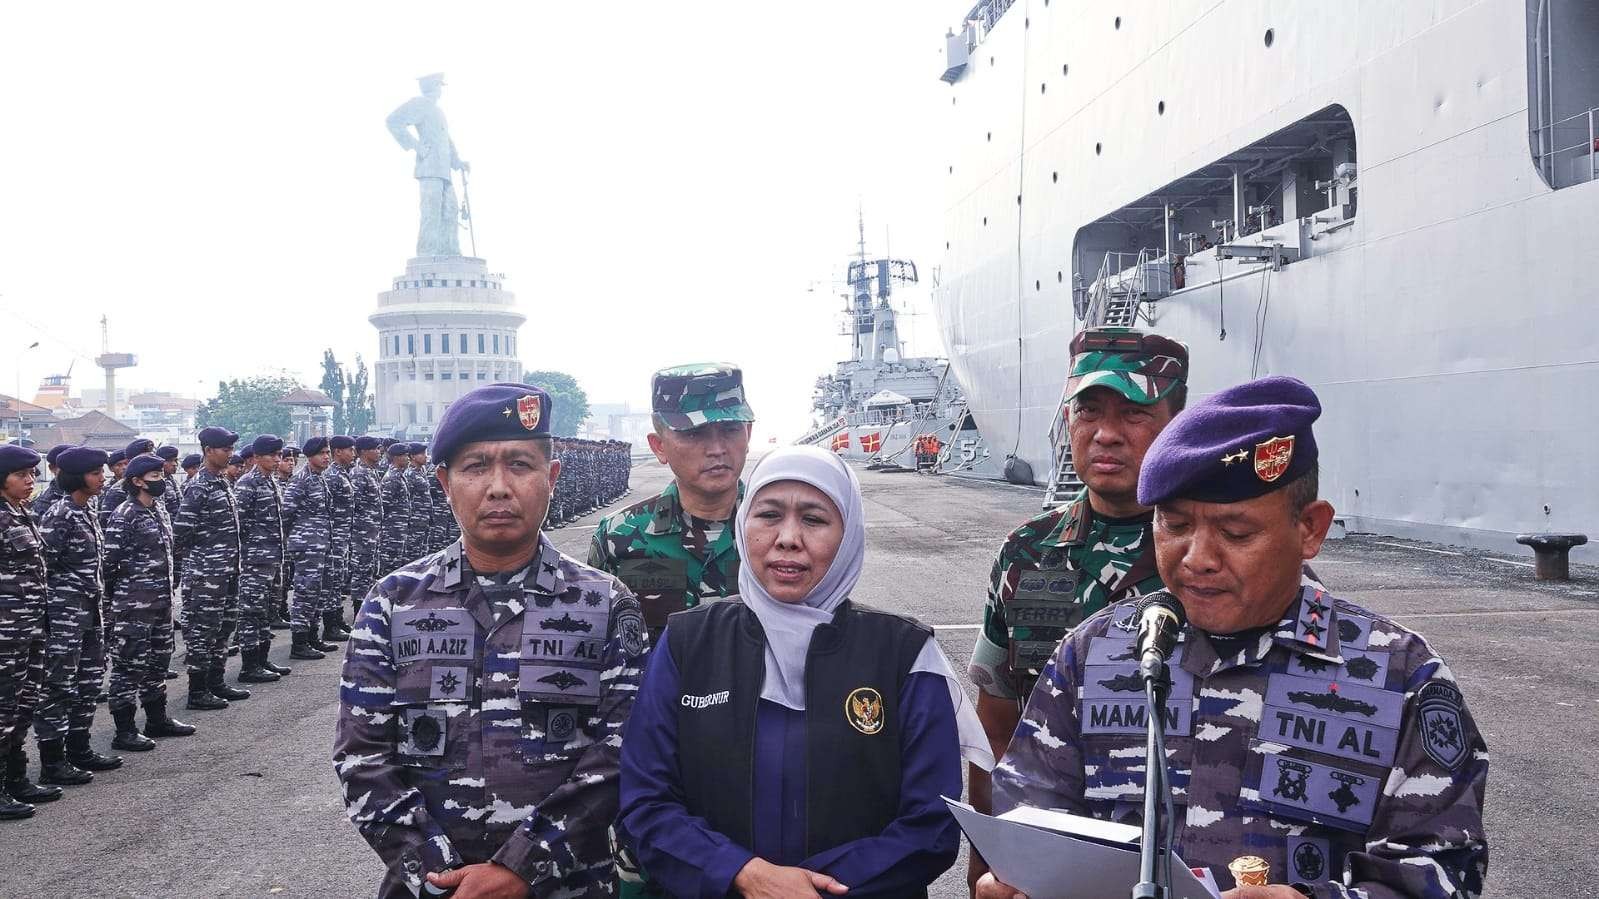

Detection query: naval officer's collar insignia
(1044, 494), (1092, 548)
(434, 541), (465, 590)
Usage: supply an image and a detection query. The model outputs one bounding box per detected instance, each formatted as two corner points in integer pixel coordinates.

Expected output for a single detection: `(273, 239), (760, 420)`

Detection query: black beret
(386, 443), (409, 458)
(252, 434), (285, 455)
(125, 438), (156, 458)
(1138, 375), (1321, 507)
(329, 435), (356, 450)
(283, 445), (301, 457)
(198, 426), (239, 449)
(107, 450), (127, 466)
(355, 436), (383, 451)
(58, 446), (109, 475)
(227, 453), (244, 466)
(304, 436), (331, 455)
(155, 445), (179, 462)
(125, 453), (165, 480)
(0, 444), (41, 477)
(407, 442), (427, 455)
(430, 383), (552, 466)
(181, 453), (203, 469)
(46, 444), (71, 465)
(239, 447), (256, 461)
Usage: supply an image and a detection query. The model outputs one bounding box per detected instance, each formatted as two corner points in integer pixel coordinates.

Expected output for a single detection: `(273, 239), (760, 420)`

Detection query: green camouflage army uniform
(970, 328), (1188, 701)
(586, 363), (754, 636)
(592, 363), (754, 898)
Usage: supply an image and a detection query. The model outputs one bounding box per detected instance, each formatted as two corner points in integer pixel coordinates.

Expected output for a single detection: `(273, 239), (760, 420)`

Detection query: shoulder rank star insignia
(1220, 449), (1249, 466)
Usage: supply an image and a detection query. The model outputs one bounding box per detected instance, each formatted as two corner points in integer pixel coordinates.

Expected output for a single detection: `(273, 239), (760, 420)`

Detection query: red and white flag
(830, 431), (850, 453)
(861, 432), (883, 454)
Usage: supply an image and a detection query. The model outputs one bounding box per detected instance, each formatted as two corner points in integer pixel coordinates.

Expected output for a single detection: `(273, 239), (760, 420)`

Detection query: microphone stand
(1132, 655), (1174, 899)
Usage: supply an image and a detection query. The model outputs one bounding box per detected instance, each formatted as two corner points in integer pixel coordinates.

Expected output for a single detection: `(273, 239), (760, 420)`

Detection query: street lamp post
(14, 341), (39, 440)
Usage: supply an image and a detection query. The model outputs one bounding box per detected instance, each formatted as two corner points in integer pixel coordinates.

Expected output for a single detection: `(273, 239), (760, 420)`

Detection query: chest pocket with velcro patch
(389, 607), (477, 769)
(1005, 564), (1081, 673)
(518, 605), (608, 706)
(617, 557), (689, 630)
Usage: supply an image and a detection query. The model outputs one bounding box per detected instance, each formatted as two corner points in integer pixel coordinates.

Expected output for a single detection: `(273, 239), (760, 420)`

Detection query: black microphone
(1134, 591), (1186, 682)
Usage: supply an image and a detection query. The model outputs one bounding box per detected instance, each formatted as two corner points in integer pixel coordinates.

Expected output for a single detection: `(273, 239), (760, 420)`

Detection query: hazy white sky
(0, 1), (972, 440)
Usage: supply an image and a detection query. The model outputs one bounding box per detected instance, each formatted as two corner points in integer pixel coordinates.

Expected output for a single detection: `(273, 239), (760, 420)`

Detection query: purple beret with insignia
(125, 453), (164, 480)
(0, 444), (41, 477)
(430, 382), (553, 466)
(1137, 375), (1320, 506)
(57, 446), (109, 475)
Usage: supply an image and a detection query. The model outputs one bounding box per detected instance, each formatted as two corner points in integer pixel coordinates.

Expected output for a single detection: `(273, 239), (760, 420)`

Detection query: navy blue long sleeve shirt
(619, 629), (962, 897)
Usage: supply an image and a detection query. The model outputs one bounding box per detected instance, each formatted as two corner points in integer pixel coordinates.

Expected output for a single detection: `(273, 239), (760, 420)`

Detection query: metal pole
(1590, 108), (1595, 183)
(1233, 167), (1244, 238)
(1163, 203), (1172, 258)
(459, 168), (479, 258)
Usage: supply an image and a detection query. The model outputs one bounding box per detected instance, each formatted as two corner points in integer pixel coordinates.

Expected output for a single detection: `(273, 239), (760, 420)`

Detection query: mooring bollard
(1514, 533), (1588, 581)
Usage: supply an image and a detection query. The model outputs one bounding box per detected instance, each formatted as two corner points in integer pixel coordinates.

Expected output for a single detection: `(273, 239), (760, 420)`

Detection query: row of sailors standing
(329, 355), (1487, 899)
(0, 428), (470, 821)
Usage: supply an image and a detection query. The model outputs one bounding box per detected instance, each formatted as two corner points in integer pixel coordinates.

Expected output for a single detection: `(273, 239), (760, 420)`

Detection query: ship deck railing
(1533, 104), (1599, 189)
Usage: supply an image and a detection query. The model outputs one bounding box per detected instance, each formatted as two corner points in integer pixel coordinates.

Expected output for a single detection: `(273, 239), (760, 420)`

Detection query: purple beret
(107, 450), (127, 466)
(430, 383), (552, 466)
(227, 453), (244, 466)
(407, 442), (427, 455)
(46, 444), (71, 466)
(283, 445), (300, 457)
(181, 453), (202, 469)
(239, 447), (256, 462)
(386, 443), (409, 458)
(58, 446), (109, 475)
(0, 444), (41, 477)
(303, 436), (330, 456)
(198, 426), (239, 449)
(125, 438), (156, 458)
(1137, 375), (1321, 507)
(156, 445), (179, 461)
(252, 434), (285, 455)
(329, 435), (356, 450)
(125, 453), (165, 480)
(354, 435), (383, 451)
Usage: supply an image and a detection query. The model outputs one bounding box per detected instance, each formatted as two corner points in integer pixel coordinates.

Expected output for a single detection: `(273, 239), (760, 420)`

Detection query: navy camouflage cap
(1138, 375), (1320, 506)
(1065, 328), (1188, 406)
(650, 363), (755, 431)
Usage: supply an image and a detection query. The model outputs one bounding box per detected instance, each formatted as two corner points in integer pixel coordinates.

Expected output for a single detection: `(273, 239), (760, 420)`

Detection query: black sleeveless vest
(667, 598), (932, 862)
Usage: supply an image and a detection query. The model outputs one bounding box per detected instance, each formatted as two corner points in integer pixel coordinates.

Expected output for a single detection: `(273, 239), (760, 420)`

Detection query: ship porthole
(1264, 28), (1275, 48)
(1062, 63), (1069, 77)
(1041, 82), (1047, 94)
(1052, 171), (1058, 183)
(1114, 16), (1122, 30)
(1158, 100), (1166, 115)
(1095, 142), (1103, 156)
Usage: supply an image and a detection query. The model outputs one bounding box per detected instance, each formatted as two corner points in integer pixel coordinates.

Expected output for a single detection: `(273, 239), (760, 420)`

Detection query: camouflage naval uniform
(96, 480), (128, 533)
(995, 587), (1489, 897)
(403, 462), (431, 562)
(969, 495), (1163, 701)
(104, 498), (176, 710)
(324, 460), (357, 618)
(0, 497), (49, 769)
(349, 458), (385, 613)
(379, 463), (412, 576)
(34, 495), (107, 744)
(588, 481), (742, 636)
(282, 462), (332, 639)
(233, 466), (284, 659)
(172, 466), (242, 676)
(333, 536), (648, 897)
(427, 468), (456, 552)
(30, 478), (63, 519)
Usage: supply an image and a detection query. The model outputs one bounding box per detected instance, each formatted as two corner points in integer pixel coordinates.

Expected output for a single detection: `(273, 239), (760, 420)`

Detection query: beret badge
(1253, 435), (1295, 483)
(517, 395), (542, 431)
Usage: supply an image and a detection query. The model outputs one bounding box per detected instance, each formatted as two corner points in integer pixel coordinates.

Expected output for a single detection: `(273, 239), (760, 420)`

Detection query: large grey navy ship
(932, 0), (1599, 554)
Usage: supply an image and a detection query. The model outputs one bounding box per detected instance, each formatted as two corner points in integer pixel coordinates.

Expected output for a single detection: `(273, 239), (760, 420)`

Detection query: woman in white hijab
(619, 445), (992, 898)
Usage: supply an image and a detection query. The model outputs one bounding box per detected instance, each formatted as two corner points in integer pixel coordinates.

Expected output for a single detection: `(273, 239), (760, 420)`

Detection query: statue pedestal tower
(370, 255), (525, 438)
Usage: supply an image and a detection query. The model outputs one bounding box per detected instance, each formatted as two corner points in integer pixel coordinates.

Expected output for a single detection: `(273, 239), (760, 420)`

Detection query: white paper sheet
(945, 798), (1221, 899)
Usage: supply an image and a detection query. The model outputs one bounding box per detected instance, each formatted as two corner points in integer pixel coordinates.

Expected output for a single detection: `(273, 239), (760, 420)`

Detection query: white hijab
(735, 446), (994, 770)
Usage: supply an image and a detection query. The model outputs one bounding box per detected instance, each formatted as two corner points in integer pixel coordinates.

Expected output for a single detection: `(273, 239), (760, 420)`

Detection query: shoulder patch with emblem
(1416, 681), (1468, 770)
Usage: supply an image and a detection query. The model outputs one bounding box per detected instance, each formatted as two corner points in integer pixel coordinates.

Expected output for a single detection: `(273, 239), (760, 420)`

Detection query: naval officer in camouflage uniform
(349, 436), (386, 617)
(324, 435), (358, 640)
(966, 329), (1187, 886)
(379, 443), (413, 576)
(284, 437), (338, 658)
(29, 444), (70, 518)
(978, 377), (1489, 899)
(403, 443), (432, 563)
(34, 448), (123, 788)
(588, 363), (754, 637)
(233, 434), (291, 683)
(173, 427), (248, 710)
(0, 444), (57, 819)
(334, 382), (647, 898)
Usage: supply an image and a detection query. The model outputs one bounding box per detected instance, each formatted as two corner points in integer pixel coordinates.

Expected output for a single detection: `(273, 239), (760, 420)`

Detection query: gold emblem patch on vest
(1254, 435), (1295, 482)
(845, 687), (884, 735)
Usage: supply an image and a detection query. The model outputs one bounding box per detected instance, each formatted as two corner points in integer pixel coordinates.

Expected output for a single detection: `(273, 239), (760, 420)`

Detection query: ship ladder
(1042, 382), (1084, 508)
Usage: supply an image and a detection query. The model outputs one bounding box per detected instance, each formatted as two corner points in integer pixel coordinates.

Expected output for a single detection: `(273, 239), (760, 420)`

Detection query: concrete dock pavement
(5, 456), (1594, 898)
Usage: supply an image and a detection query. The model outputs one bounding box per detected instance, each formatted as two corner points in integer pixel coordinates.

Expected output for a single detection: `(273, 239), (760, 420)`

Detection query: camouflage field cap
(651, 363), (755, 431)
(1065, 327), (1189, 406)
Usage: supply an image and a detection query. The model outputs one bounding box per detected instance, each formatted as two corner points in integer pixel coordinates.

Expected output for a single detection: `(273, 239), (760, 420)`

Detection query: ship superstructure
(934, 0), (1599, 554)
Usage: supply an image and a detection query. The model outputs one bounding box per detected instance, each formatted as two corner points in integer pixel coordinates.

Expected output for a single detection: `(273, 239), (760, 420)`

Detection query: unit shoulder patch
(1416, 681), (1468, 770)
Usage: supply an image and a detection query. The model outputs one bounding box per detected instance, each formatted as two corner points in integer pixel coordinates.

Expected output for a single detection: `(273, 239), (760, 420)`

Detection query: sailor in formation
(173, 427), (248, 711)
(233, 435), (290, 684)
(283, 437), (338, 660)
(379, 443), (413, 576)
(323, 435), (358, 640)
(547, 437), (632, 528)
